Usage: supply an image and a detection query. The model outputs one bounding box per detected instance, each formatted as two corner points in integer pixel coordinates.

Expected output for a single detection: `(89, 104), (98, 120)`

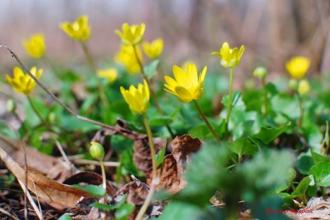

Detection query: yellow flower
(120, 80), (150, 114)
(6, 66), (43, 95)
(164, 63), (207, 102)
(298, 79), (310, 95)
(115, 45), (142, 74)
(60, 15), (91, 42)
(286, 56), (310, 79)
(22, 34), (46, 59)
(212, 42), (245, 68)
(97, 68), (118, 83)
(115, 23), (146, 45)
(143, 38), (164, 59)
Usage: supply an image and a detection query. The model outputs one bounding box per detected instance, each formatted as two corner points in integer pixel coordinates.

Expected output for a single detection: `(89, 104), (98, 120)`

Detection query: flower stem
(261, 77), (269, 115)
(193, 100), (220, 142)
(225, 68), (235, 128)
(136, 115), (158, 220)
(99, 160), (107, 191)
(142, 115), (157, 179)
(132, 45), (175, 138)
(81, 42), (96, 72)
(27, 95), (45, 124)
(298, 93), (304, 128)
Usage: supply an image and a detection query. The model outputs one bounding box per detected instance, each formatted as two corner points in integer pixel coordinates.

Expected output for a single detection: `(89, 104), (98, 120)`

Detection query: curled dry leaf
(288, 197), (330, 220)
(148, 135), (202, 194)
(153, 154), (185, 194)
(133, 137), (165, 174)
(116, 179), (149, 206)
(0, 144), (92, 210)
(0, 135), (74, 182)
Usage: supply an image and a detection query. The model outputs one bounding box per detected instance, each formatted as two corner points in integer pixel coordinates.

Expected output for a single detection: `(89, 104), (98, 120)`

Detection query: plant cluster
(0, 15), (329, 220)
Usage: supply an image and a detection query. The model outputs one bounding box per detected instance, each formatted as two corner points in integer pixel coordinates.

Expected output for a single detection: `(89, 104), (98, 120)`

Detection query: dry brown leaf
(153, 154), (185, 194)
(0, 144), (92, 210)
(170, 134), (201, 164)
(133, 137), (165, 175)
(0, 135), (74, 182)
(116, 179), (149, 206)
(147, 135), (201, 194)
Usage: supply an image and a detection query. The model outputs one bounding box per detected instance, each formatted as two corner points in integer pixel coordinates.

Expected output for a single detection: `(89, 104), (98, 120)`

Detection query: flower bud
(6, 99), (16, 112)
(253, 66), (267, 79)
(288, 79), (298, 90)
(48, 112), (56, 123)
(298, 79), (310, 96)
(89, 142), (104, 160)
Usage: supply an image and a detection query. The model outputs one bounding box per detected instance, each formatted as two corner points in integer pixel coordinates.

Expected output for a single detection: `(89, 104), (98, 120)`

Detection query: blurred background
(1, 0), (330, 76)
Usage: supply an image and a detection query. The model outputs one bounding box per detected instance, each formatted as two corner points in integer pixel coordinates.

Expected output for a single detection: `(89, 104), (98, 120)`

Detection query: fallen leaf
(0, 135), (74, 182)
(116, 179), (149, 206)
(0, 143), (92, 210)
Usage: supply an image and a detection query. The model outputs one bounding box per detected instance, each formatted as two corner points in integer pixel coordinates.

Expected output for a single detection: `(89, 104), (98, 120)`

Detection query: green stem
(261, 77), (269, 115)
(226, 68), (235, 128)
(81, 42), (96, 72)
(27, 95), (45, 124)
(137, 115), (158, 220)
(298, 93), (304, 128)
(99, 160), (107, 191)
(193, 100), (220, 143)
(143, 115), (157, 179)
(132, 45), (175, 138)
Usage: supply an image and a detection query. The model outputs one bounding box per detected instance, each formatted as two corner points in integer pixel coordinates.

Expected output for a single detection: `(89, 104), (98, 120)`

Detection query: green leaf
(296, 154), (314, 175)
(271, 94), (300, 120)
(72, 184), (106, 197)
(309, 162), (330, 187)
(144, 60), (159, 79)
(91, 202), (114, 212)
(156, 147), (166, 167)
(177, 143), (230, 205)
(188, 124), (210, 139)
(115, 203), (135, 220)
(291, 176), (311, 198)
(159, 202), (223, 220)
(60, 115), (99, 132)
(149, 116), (173, 127)
(231, 137), (259, 156)
(58, 213), (72, 220)
(311, 151), (330, 164)
(253, 124), (290, 144)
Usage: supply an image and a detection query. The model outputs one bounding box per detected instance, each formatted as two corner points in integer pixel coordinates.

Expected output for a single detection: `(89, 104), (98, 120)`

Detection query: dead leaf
(0, 135), (74, 182)
(133, 137), (165, 175)
(0, 144), (92, 210)
(147, 135), (201, 194)
(152, 154), (185, 194)
(116, 179), (149, 206)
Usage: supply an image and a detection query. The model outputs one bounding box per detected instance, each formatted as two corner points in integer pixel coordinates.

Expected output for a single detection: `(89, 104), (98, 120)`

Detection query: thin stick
(17, 180), (43, 220)
(72, 158), (120, 167)
(135, 182), (156, 220)
(0, 45), (117, 132)
(54, 140), (78, 172)
(0, 207), (19, 220)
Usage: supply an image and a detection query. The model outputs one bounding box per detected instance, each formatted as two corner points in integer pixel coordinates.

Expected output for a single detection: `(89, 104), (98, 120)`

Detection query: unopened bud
(6, 99), (16, 112)
(298, 79), (310, 96)
(253, 66), (267, 79)
(89, 142), (104, 160)
(288, 79), (298, 90)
